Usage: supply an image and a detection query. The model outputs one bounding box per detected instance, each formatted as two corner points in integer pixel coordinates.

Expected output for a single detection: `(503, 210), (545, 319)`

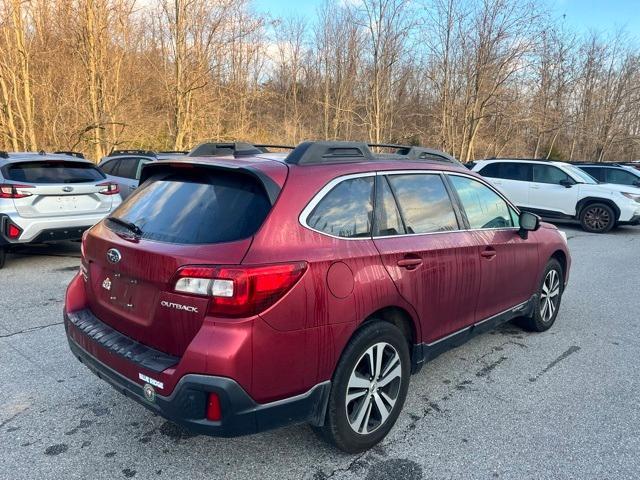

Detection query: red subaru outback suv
(64, 141), (570, 452)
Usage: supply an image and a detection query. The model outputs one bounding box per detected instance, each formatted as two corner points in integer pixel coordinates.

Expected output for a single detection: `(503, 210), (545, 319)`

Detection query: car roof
(0, 152), (94, 168)
(475, 158), (572, 167)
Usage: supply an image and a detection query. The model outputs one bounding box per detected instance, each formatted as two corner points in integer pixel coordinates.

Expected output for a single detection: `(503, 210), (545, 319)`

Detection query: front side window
(386, 174), (458, 234)
(449, 175), (513, 229)
(307, 177), (374, 238)
(533, 165), (572, 185)
(606, 168), (639, 186)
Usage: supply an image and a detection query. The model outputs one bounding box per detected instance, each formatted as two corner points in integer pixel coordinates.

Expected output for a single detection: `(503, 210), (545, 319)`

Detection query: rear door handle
(480, 248), (497, 259)
(397, 258), (423, 269)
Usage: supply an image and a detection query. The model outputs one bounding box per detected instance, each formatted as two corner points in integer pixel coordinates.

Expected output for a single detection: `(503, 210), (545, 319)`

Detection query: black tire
(315, 321), (411, 453)
(0, 247), (5, 269)
(579, 203), (615, 233)
(517, 258), (563, 332)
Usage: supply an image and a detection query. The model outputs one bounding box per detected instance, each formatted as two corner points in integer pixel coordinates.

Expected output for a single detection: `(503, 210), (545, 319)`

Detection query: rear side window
(579, 167), (604, 182)
(115, 158), (142, 179)
(109, 170), (271, 244)
(449, 175), (513, 229)
(4, 161), (105, 183)
(480, 162), (531, 181)
(100, 159), (119, 175)
(386, 174), (458, 234)
(307, 177), (374, 238)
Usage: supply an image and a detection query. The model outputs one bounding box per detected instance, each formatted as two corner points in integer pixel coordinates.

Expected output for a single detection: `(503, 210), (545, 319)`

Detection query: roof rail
(285, 141), (374, 165)
(253, 144), (295, 153)
(109, 149), (157, 157)
(54, 150), (85, 159)
(0, 151), (8, 158)
(158, 150), (189, 155)
(284, 141), (462, 166)
(188, 141), (264, 157)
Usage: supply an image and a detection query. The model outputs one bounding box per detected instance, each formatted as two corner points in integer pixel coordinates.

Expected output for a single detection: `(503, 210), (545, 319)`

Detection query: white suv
(0, 152), (122, 268)
(471, 159), (640, 233)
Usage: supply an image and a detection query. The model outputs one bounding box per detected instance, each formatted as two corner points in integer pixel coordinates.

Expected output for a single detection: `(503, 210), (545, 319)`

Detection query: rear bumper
(0, 212), (107, 245)
(64, 311), (331, 437)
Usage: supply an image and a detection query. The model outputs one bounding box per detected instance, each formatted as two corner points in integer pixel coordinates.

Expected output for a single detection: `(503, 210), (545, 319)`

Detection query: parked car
(0, 151), (121, 268)
(574, 163), (640, 188)
(65, 141), (570, 452)
(472, 159), (640, 233)
(98, 150), (188, 200)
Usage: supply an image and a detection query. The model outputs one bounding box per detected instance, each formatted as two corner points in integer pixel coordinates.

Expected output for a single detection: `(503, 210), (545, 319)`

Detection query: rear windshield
(107, 170), (271, 244)
(4, 161), (105, 183)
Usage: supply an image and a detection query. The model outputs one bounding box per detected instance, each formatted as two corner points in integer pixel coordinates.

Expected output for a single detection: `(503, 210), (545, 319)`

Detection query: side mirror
(559, 179), (574, 188)
(633, 180), (640, 187)
(518, 211), (541, 239)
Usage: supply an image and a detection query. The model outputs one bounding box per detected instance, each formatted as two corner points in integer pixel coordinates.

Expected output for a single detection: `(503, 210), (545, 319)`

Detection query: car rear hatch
(2, 160), (113, 217)
(82, 160), (286, 357)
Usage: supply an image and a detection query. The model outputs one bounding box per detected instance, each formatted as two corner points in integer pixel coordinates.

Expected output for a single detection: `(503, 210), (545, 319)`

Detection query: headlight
(622, 192), (640, 203)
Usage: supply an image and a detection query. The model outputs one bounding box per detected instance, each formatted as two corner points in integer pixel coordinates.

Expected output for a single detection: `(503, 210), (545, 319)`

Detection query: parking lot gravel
(1, 224), (639, 480)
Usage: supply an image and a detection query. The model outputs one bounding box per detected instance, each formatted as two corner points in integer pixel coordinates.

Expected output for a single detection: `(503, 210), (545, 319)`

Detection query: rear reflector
(7, 223), (22, 239)
(206, 393), (222, 421)
(97, 182), (120, 195)
(0, 184), (33, 199)
(172, 262), (307, 318)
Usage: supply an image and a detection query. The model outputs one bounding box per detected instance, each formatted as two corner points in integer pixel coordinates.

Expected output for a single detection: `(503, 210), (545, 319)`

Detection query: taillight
(206, 393), (222, 421)
(7, 223), (22, 239)
(172, 262), (308, 318)
(97, 182), (120, 195)
(0, 184), (33, 199)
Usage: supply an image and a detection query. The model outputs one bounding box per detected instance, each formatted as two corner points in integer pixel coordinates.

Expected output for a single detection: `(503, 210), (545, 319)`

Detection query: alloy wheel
(540, 269), (561, 322)
(345, 342), (402, 435)
(583, 206), (610, 232)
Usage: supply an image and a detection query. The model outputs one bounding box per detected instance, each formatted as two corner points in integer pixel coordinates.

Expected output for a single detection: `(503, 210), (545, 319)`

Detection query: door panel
(374, 233), (481, 342)
(373, 173), (480, 342)
(469, 229), (538, 320)
(447, 174), (538, 320)
(529, 165), (579, 215)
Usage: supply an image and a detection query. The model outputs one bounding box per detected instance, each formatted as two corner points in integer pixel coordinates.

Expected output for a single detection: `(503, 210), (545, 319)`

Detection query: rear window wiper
(107, 217), (143, 237)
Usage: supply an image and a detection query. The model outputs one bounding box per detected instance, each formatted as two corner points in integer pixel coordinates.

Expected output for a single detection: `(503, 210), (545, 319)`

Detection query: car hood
(580, 183), (640, 195)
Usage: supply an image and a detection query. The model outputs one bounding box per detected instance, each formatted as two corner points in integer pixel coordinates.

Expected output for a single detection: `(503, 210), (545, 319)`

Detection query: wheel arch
(329, 305), (420, 379)
(576, 197), (620, 221)
(550, 249), (567, 278)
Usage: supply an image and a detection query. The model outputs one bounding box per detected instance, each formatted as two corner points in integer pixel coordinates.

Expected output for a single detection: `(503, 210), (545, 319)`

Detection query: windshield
(566, 166), (598, 184)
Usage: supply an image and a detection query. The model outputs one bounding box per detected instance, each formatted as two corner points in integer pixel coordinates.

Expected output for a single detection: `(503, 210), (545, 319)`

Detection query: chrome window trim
(298, 172), (377, 241)
(298, 169), (522, 241)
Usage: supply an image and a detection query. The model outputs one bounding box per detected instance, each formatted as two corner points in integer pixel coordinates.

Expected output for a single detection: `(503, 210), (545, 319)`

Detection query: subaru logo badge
(62, 186), (73, 192)
(143, 384), (156, 402)
(106, 248), (121, 264)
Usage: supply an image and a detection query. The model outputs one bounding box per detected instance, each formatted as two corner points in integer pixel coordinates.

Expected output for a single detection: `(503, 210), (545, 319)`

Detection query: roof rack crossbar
(109, 149), (157, 157)
(54, 150), (85, 159)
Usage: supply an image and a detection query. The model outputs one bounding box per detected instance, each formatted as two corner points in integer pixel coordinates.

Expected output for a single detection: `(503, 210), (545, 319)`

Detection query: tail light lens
(0, 184), (33, 199)
(97, 182), (120, 195)
(173, 262), (308, 318)
(206, 393), (222, 421)
(6, 222), (22, 239)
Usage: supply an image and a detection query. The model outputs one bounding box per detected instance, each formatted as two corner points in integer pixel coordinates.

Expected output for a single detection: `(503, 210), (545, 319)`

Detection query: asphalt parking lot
(1, 225), (639, 480)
